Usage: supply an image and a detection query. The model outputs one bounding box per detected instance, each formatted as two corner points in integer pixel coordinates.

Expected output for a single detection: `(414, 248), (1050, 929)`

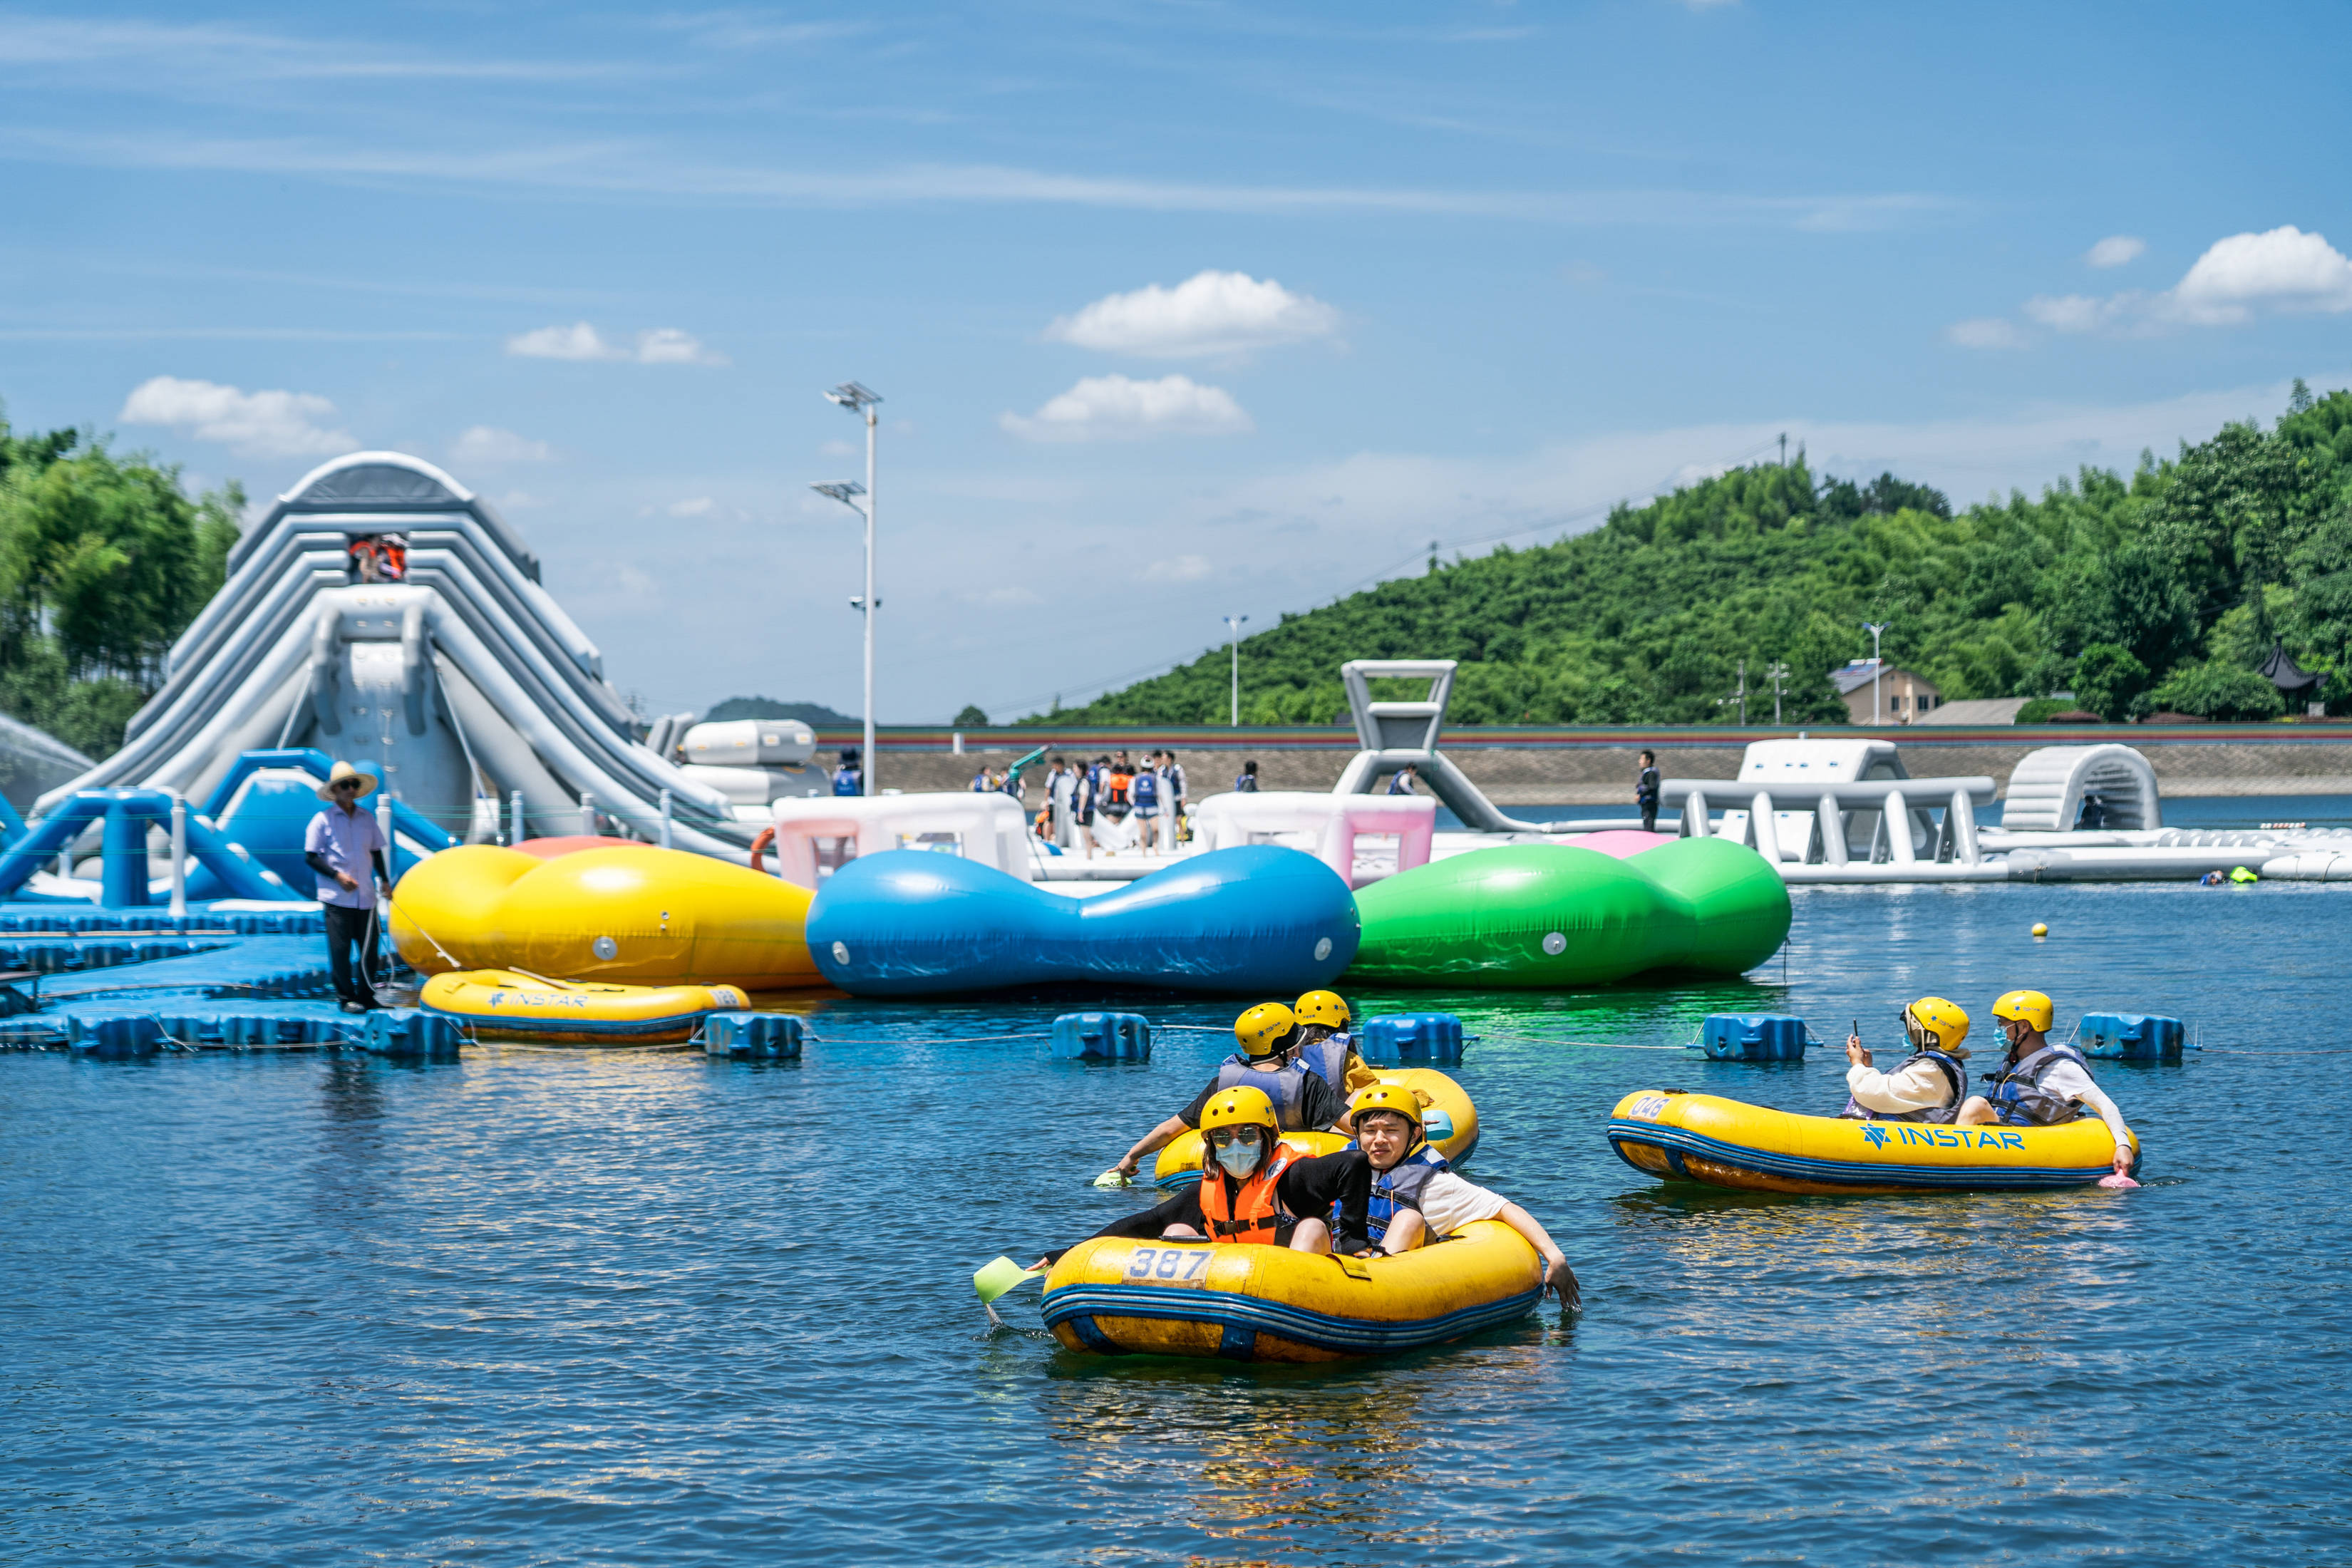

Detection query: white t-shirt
(2037, 1058), (2130, 1148)
(1415, 1171), (1510, 1237)
(1845, 1055), (1961, 1115)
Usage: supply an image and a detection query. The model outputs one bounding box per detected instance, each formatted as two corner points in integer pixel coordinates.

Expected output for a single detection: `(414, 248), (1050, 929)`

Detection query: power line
(989, 437), (1788, 719)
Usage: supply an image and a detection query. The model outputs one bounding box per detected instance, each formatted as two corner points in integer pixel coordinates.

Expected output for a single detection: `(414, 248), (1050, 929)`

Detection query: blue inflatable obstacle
(806, 845), (1361, 998)
(0, 789), (297, 905)
(192, 748), (458, 897)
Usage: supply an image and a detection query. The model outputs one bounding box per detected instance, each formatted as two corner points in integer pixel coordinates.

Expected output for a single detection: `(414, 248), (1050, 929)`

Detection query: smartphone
(1850, 1018), (1860, 1038)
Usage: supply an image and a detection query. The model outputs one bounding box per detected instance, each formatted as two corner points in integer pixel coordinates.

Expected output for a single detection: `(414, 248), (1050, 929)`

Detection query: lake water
(3, 879), (2346, 1565)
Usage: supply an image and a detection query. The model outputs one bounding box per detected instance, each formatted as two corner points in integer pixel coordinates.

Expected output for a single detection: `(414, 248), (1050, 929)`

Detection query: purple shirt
(305, 803), (386, 909)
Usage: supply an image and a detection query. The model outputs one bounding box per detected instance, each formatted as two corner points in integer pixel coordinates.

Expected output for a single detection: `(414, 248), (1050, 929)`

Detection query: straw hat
(316, 760), (379, 802)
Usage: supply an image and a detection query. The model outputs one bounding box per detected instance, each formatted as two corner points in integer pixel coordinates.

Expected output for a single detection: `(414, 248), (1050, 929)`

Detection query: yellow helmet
(1991, 989), (2055, 1033)
(1903, 996), (1971, 1053)
(1233, 1002), (1297, 1059)
(1349, 1082), (1428, 1144)
(1293, 989), (1351, 1030)
(1199, 1085), (1279, 1138)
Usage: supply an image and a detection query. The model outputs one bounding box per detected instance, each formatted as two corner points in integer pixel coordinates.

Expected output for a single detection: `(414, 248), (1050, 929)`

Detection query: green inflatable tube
(1346, 838), (1791, 988)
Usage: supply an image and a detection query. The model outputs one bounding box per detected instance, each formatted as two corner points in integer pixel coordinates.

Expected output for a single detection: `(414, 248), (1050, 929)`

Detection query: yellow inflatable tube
(1041, 1218), (1542, 1362)
(1152, 1067), (1480, 1191)
(423, 969), (748, 1044)
(391, 845), (822, 991)
(1606, 1088), (2140, 1195)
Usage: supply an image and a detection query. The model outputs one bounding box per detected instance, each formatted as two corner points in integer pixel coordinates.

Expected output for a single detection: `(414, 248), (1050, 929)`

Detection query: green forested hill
(1028, 383), (2352, 726)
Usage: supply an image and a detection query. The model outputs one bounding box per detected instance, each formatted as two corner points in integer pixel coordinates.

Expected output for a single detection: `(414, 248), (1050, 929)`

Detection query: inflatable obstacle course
(1347, 838), (1790, 988)
(806, 845), (1360, 998)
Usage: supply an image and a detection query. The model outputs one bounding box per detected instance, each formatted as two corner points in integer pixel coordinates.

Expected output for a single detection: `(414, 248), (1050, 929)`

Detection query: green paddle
(973, 1255), (1045, 1324)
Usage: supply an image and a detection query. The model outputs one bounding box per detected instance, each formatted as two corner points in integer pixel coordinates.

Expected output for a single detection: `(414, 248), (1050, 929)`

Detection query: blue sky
(4, 1), (2350, 722)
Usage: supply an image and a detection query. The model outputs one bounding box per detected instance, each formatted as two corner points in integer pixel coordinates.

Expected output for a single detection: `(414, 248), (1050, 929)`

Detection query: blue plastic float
(805, 845), (1360, 997)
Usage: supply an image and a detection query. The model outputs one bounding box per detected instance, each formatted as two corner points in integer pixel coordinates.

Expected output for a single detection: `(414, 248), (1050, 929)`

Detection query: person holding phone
(1840, 997), (1970, 1124)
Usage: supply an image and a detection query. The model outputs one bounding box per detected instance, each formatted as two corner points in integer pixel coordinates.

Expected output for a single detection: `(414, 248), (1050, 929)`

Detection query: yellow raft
(1152, 1067), (1479, 1192)
(422, 969), (748, 1044)
(1606, 1088), (2140, 1195)
(1041, 1218), (1543, 1361)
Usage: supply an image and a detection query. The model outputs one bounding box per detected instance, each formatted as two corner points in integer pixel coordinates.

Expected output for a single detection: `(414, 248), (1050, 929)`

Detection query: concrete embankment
(814, 722), (2352, 803)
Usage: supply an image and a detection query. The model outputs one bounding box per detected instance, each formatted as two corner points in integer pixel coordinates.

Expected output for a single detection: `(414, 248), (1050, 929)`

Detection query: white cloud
(634, 327), (728, 365)
(2085, 234), (2145, 269)
(507, 321), (625, 360)
(1946, 316), (2028, 350)
(820, 438), (858, 458)
(18, 129), (1958, 231)
(2166, 225), (2352, 324)
(666, 497), (716, 517)
(505, 322), (728, 364)
(1000, 374), (1253, 442)
(1045, 270), (1339, 359)
(1143, 554), (1213, 582)
(118, 375), (352, 457)
(2020, 227), (2352, 336)
(450, 424), (555, 463)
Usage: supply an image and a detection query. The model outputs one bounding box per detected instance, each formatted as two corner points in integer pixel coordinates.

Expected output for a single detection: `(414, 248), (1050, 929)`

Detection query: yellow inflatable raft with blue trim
(1041, 1218), (1543, 1362)
(1152, 1067), (1479, 1191)
(422, 969), (748, 1044)
(1606, 1088), (2140, 1195)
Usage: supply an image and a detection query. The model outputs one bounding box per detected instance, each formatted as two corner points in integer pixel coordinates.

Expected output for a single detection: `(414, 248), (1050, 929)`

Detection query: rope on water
(803, 1030), (1056, 1046)
(1472, 1030), (1693, 1053)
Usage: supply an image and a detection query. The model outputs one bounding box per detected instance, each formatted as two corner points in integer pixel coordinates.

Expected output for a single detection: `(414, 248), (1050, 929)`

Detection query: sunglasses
(334, 780), (363, 791)
(1205, 1126), (1263, 1148)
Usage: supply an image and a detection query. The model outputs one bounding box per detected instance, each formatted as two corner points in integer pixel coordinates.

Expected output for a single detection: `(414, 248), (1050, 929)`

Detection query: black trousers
(324, 902), (382, 1006)
(1641, 803), (1659, 832)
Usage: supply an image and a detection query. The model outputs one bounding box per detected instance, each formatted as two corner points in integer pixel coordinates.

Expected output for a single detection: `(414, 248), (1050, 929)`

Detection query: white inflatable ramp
(39, 452), (752, 855)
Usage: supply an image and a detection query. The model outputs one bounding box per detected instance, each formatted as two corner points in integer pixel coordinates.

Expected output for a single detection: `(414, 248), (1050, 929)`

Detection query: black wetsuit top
(1047, 1150), (1378, 1264)
(1176, 1069), (1346, 1130)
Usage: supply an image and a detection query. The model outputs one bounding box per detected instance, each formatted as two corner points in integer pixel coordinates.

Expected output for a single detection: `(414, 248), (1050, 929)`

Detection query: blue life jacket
(1850, 1048), (1967, 1124)
(1214, 1056), (1311, 1130)
(831, 766), (860, 797)
(1133, 770), (1160, 808)
(1981, 1041), (2093, 1127)
(1294, 1033), (1353, 1093)
(1336, 1143), (1449, 1244)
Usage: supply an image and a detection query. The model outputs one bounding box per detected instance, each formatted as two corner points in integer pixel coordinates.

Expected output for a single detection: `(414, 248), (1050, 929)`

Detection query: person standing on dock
(1636, 751), (1661, 833)
(304, 761), (391, 1014)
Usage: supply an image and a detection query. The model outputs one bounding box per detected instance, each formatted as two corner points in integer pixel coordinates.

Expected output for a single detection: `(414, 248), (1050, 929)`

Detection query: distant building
(1830, 659), (1941, 725)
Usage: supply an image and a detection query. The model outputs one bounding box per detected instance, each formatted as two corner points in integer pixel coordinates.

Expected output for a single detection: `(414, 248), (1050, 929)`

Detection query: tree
(2141, 659), (2286, 720)
(2069, 644), (2149, 721)
(0, 405), (242, 757)
(954, 703), (990, 727)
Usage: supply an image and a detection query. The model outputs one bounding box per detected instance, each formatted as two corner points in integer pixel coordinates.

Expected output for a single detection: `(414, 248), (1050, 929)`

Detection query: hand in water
(1544, 1255), (1581, 1309)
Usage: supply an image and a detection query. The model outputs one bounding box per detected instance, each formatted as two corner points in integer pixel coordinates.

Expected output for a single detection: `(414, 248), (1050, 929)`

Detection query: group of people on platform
(1036, 990), (1579, 1304)
(1036, 750), (1190, 858)
(1842, 989), (2137, 1178)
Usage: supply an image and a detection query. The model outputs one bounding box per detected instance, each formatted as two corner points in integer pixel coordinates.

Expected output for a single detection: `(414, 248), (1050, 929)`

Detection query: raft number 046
(1125, 1247), (1211, 1282)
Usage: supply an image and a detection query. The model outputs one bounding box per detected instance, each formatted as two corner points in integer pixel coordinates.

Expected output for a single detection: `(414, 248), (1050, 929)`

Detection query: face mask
(1214, 1138), (1262, 1177)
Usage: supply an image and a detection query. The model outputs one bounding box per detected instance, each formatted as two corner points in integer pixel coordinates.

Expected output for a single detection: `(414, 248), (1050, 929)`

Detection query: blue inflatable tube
(806, 845), (1361, 997)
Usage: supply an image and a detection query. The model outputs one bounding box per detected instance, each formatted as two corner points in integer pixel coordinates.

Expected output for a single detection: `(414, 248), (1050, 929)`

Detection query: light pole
(1862, 622), (1888, 725)
(1765, 661), (1789, 726)
(1223, 615), (1249, 726)
(815, 381), (882, 795)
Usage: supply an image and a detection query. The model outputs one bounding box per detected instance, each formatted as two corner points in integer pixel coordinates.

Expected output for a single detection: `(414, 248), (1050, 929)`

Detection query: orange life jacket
(1106, 770), (1133, 806)
(1197, 1140), (1303, 1244)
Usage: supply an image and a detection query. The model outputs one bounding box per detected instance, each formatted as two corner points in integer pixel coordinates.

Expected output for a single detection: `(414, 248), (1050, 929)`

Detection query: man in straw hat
(304, 760), (391, 1013)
